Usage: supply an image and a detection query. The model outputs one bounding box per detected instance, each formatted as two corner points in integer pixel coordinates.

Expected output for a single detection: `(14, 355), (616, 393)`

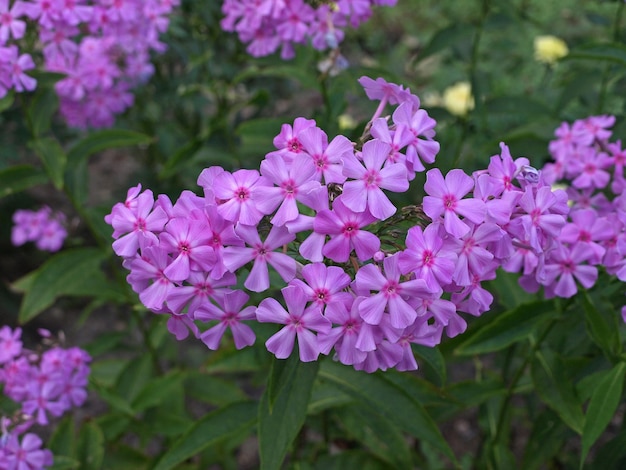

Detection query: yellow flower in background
(443, 82), (474, 117)
(338, 113), (357, 131)
(534, 35), (568, 65)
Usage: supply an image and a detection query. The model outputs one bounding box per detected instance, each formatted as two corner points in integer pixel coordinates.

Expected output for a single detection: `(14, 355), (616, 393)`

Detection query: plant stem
(596, 1), (624, 114)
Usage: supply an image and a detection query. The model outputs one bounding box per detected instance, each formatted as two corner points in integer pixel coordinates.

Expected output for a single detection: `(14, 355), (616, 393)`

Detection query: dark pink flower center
(383, 280), (400, 298)
(364, 169), (381, 188)
(578, 230), (591, 242)
(443, 194), (457, 210)
(342, 223), (359, 237)
(281, 180), (297, 197)
(422, 250), (434, 267)
(236, 187), (249, 201)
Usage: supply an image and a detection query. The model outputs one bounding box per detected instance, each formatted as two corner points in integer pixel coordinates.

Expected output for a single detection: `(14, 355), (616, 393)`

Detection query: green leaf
(337, 404), (413, 469)
(102, 445), (149, 470)
(419, 23), (476, 60)
(412, 344), (447, 386)
(307, 380), (353, 415)
(48, 416), (76, 458)
(521, 409), (570, 470)
(0, 91), (14, 113)
(259, 359), (319, 470)
(131, 371), (184, 412)
(0, 165), (48, 198)
(152, 401), (257, 470)
(532, 349), (585, 434)
(319, 360), (454, 461)
(185, 372), (248, 406)
(581, 362), (626, 466)
(581, 292), (621, 357)
(115, 353), (153, 404)
(90, 381), (136, 417)
(76, 422), (104, 470)
(67, 129), (152, 166)
(312, 450), (391, 470)
(266, 353), (299, 411)
(236, 118), (284, 161)
(27, 87), (59, 137)
(455, 300), (558, 356)
(29, 138), (66, 190)
(48, 456), (80, 470)
(18, 248), (109, 323)
(158, 139), (202, 179)
(566, 42), (626, 66)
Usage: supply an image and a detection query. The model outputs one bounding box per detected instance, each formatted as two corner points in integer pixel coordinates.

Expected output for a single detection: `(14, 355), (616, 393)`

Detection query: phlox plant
(5, 0), (626, 469)
(0, 0), (178, 128)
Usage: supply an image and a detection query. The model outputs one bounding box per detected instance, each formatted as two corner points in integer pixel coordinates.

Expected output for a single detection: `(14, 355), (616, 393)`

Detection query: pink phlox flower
(212, 168), (271, 226)
(165, 270), (236, 316)
(196, 165), (224, 201)
(268, 117), (317, 163)
(298, 126), (353, 184)
(275, 0), (314, 43)
(398, 223), (457, 293)
(163, 311), (199, 340)
(127, 245), (174, 310)
(52, 0), (93, 25)
(313, 196), (380, 262)
(0, 326), (22, 365)
(570, 147), (612, 190)
(256, 285), (331, 362)
(22, 380), (65, 425)
(355, 253), (431, 329)
(317, 296), (367, 366)
(196, 290), (256, 350)
(0, 0), (28, 43)
(341, 139), (409, 220)
(485, 142), (526, 194)
(391, 102), (439, 173)
(501, 235), (540, 277)
(109, 189), (168, 257)
(423, 168), (486, 238)
(608, 140), (626, 194)
(285, 185), (330, 262)
(358, 75), (415, 106)
(572, 115), (615, 146)
(11, 207), (67, 252)
(542, 243), (598, 298)
(508, 185), (568, 253)
(451, 272), (495, 317)
(222, 224), (296, 292)
(159, 217), (216, 282)
(395, 320), (443, 371)
(352, 339), (403, 373)
(0, 45), (35, 94)
(473, 173), (521, 226)
(1, 432), (53, 470)
(420, 295), (467, 338)
(255, 153), (322, 226)
(558, 209), (612, 265)
(369, 118), (413, 168)
(289, 262), (352, 312)
(549, 121), (576, 160)
(201, 204), (243, 279)
(446, 222), (502, 286)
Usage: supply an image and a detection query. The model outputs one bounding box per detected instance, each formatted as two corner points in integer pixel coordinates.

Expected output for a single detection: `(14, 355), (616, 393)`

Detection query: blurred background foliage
(2, 0), (626, 469)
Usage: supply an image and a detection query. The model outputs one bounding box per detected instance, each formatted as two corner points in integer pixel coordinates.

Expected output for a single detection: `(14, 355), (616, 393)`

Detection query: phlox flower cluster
(539, 115), (626, 316)
(11, 206), (66, 252)
(0, 0), (178, 128)
(106, 76), (574, 373)
(221, 0), (396, 59)
(0, 326), (91, 470)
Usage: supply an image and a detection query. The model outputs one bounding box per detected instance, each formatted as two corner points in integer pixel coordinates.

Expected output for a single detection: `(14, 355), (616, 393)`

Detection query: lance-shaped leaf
(455, 300), (558, 356)
(581, 362), (626, 466)
(259, 358), (319, 470)
(152, 401), (257, 470)
(319, 360), (454, 461)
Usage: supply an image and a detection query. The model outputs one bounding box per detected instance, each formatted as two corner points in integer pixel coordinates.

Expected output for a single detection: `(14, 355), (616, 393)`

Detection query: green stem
(490, 319), (558, 450)
(596, 1), (624, 114)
